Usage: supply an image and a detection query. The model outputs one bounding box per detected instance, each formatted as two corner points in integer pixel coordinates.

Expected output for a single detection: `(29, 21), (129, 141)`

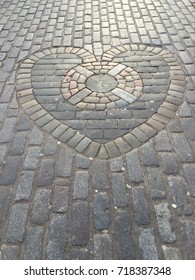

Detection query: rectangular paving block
(71, 201), (89, 246)
(6, 204), (29, 243)
(47, 214), (68, 260)
(111, 173), (128, 208)
(24, 227), (44, 260)
(93, 234), (112, 260)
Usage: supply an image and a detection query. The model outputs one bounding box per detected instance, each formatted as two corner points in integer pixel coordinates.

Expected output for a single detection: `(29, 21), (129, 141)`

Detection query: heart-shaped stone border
(16, 45), (186, 159)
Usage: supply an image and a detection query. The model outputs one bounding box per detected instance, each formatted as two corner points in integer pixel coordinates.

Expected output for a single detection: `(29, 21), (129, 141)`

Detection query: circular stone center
(86, 74), (117, 93)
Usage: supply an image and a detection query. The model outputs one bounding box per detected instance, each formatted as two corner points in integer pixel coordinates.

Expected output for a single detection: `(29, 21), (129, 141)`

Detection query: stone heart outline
(16, 45), (186, 159)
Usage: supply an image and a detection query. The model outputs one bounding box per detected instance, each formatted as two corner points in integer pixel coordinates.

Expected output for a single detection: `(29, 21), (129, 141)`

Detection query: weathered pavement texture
(0, 0), (195, 260)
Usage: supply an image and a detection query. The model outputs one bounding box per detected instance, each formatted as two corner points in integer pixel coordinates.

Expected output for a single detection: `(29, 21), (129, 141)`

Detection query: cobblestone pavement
(0, 0), (195, 260)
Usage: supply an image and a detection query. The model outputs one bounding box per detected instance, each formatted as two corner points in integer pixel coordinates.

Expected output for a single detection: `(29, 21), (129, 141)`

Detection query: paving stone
(0, 144), (7, 165)
(92, 160), (108, 189)
(172, 133), (194, 163)
(0, 118), (17, 143)
(179, 102), (193, 117)
(183, 164), (195, 197)
(9, 131), (27, 155)
(162, 245), (182, 260)
(126, 149), (144, 183)
(111, 173), (128, 208)
(132, 187), (150, 225)
(160, 152), (179, 175)
(23, 147), (41, 170)
(110, 157), (124, 172)
(24, 227), (44, 260)
(15, 171), (35, 201)
(0, 187), (12, 225)
(139, 228), (159, 260)
(154, 203), (176, 243)
(181, 118), (195, 140)
(94, 234), (112, 260)
(0, 155), (21, 185)
(141, 141), (159, 166)
(114, 210), (135, 259)
(52, 184), (69, 213)
(147, 167), (166, 199)
(37, 159), (55, 187)
(43, 136), (57, 155)
(56, 147), (74, 177)
(73, 170), (89, 199)
(69, 249), (89, 260)
(0, 104), (7, 122)
(6, 204), (28, 243)
(31, 189), (51, 225)
(168, 176), (193, 216)
(168, 119), (183, 132)
(47, 214), (68, 260)
(0, 245), (20, 260)
(76, 154), (90, 169)
(28, 127), (43, 144)
(180, 219), (195, 259)
(71, 201), (89, 246)
(93, 192), (110, 230)
(17, 114), (32, 131)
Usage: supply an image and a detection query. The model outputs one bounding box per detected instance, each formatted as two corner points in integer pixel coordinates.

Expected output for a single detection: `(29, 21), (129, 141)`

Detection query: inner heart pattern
(16, 45), (186, 159)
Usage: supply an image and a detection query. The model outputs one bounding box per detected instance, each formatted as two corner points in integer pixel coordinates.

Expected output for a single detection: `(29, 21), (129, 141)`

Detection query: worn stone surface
(0, 0), (194, 262)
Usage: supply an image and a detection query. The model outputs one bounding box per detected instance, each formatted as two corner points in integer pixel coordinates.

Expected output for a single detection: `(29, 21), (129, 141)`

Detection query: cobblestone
(132, 187), (150, 225)
(47, 214), (68, 260)
(24, 227), (44, 260)
(154, 203), (176, 243)
(71, 202), (89, 246)
(31, 189), (51, 225)
(93, 234), (112, 260)
(139, 228), (159, 259)
(6, 204), (28, 243)
(114, 210), (135, 259)
(0, 0), (194, 261)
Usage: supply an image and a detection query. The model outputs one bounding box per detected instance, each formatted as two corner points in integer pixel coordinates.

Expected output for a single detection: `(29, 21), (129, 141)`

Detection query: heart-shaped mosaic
(16, 45), (186, 158)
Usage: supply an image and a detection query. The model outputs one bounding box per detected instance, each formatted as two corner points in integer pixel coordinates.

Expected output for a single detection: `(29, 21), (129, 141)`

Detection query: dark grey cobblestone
(0, 0), (194, 261)
(0, 187), (12, 225)
(52, 183), (69, 213)
(73, 171), (89, 199)
(154, 203), (176, 243)
(180, 219), (195, 260)
(132, 187), (150, 225)
(162, 245), (182, 260)
(92, 160), (108, 189)
(141, 141), (159, 166)
(0, 155), (21, 185)
(47, 214), (68, 260)
(56, 147), (74, 177)
(168, 176), (193, 216)
(139, 228), (159, 259)
(147, 168), (166, 199)
(9, 131), (27, 155)
(93, 234), (112, 260)
(15, 171), (34, 201)
(23, 147), (41, 170)
(31, 189), (51, 225)
(6, 204), (28, 243)
(69, 248), (89, 260)
(24, 226), (44, 260)
(37, 159), (55, 187)
(126, 150), (144, 183)
(0, 245), (20, 260)
(93, 192), (110, 230)
(114, 210), (135, 259)
(71, 201), (89, 246)
(0, 118), (17, 143)
(183, 164), (195, 197)
(160, 152), (179, 175)
(112, 173), (128, 208)
(171, 133), (194, 162)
